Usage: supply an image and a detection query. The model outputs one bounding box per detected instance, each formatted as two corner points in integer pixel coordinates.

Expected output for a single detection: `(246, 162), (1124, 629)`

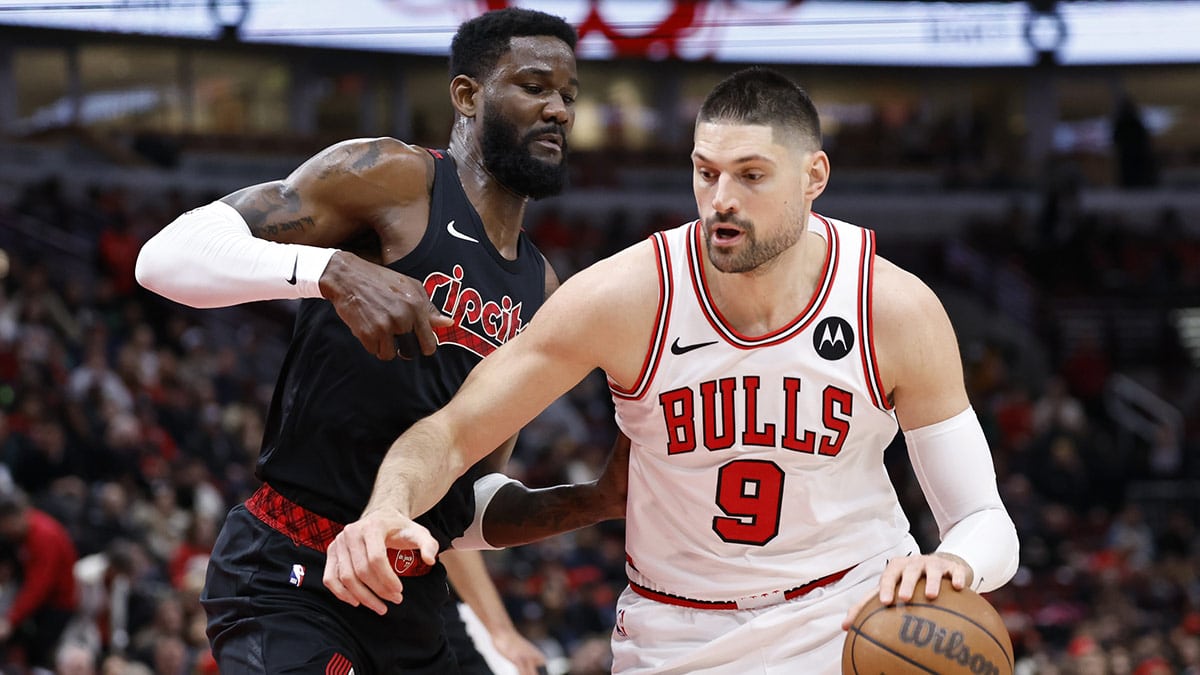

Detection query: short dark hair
(698, 67), (822, 149)
(450, 8), (577, 80)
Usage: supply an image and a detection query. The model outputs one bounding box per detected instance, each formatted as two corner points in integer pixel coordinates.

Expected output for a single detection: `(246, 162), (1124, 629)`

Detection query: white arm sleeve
(905, 406), (1019, 593)
(135, 201), (338, 308)
(451, 473), (521, 551)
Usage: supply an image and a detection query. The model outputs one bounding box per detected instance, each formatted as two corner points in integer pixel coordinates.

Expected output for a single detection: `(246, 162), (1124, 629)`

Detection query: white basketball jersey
(611, 215), (910, 603)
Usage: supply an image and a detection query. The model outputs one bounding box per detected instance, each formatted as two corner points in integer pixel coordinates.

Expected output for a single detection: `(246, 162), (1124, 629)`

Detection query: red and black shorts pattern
(201, 502), (458, 674)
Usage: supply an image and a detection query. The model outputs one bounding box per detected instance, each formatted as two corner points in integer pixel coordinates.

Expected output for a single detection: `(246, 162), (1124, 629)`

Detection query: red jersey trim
(687, 214), (837, 348)
(628, 565), (852, 610)
(610, 232), (673, 401)
(856, 228), (891, 411)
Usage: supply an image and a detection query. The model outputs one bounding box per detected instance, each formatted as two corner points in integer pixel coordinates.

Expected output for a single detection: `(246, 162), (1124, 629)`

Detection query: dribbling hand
(841, 552), (973, 631)
(324, 507), (440, 615)
(319, 251), (454, 360)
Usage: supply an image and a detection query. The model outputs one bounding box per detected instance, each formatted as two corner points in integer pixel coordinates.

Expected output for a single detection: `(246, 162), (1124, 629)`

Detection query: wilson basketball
(842, 577), (1013, 675)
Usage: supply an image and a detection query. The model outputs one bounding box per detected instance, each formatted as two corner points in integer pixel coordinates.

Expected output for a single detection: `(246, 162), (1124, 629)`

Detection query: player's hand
(319, 251), (454, 360)
(324, 507), (439, 615)
(490, 627), (547, 675)
(841, 552), (973, 630)
(596, 432), (631, 519)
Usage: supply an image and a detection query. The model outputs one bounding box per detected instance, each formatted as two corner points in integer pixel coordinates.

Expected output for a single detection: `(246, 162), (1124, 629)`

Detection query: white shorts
(610, 536), (919, 674)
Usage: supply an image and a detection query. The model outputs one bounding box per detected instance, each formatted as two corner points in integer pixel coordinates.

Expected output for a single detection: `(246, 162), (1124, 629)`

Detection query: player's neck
(703, 230), (827, 335)
(447, 136), (529, 259)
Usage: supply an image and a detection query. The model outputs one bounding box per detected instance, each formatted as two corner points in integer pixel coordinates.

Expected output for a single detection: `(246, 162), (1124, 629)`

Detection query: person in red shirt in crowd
(0, 486), (79, 671)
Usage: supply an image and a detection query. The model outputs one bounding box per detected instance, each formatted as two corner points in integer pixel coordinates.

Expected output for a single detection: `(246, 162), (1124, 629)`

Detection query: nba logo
(290, 563), (306, 587)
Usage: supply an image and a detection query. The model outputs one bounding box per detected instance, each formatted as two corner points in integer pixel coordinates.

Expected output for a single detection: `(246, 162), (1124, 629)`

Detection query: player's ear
(450, 75), (481, 119)
(805, 150), (830, 201)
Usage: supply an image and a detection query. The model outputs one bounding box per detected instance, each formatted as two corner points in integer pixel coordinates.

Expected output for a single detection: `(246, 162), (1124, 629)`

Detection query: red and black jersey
(257, 149), (546, 548)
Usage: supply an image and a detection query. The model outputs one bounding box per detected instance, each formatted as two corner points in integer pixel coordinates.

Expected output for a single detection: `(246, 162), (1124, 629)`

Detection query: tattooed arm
(137, 138), (451, 360)
(220, 137), (433, 254)
(481, 433), (629, 548)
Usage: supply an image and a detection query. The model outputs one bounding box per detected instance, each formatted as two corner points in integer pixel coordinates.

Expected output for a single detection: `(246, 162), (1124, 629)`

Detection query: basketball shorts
(202, 504), (459, 674)
(610, 535), (919, 674)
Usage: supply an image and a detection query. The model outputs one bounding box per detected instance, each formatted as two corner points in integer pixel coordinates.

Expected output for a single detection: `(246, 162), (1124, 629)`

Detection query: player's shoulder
(304, 137), (434, 182)
(554, 236), (661, 306)
(871, 256), (947, 332)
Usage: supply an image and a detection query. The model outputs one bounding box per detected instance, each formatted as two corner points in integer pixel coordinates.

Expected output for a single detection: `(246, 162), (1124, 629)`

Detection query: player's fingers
(362, 529), (405, 604)
(322, 546), (358, 607)
(950, 564), (968, 591)
(896, 563), (926, 603)
(394, 333), (420, 361)
(382, 518), (438, 566)
(326, 537), (394, 614)
(417, 533), (439, 566)
(346, 530), (405, 609)
(429, 306), (455, 327)
(924, 569), (946, 599)
(412, 307), (443, 356)
(348, 573), (393, 616)
(877, 562), (902, 604)
(372, 333), (395, 361)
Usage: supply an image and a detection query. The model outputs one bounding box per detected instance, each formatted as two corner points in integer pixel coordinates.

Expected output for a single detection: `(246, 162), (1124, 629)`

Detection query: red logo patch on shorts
(388, 548), (433, 577)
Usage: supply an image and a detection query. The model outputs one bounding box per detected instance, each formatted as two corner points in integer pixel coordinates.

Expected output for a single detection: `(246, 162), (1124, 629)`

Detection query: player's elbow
(134, 235), (214, 308)
(939, 506), (1019, 594)
(134, 237), (164, 294)
(985, 509), (1020, 592)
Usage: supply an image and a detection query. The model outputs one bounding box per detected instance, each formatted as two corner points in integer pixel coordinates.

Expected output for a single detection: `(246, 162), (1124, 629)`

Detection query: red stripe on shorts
(245, 483), (432, 577)
(325, 652), (352, 675)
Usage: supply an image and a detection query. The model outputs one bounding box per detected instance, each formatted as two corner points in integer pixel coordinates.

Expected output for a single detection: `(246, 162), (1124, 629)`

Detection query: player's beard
(703, 212), (803, 274)
(480, 107), (569, 200)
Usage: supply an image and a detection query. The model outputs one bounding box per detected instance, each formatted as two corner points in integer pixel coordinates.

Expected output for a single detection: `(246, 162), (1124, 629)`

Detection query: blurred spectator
(1031, 375), (1087, 437)
(0, 485), (79, 671)
(97, 216), (141, 298)
(1111, 94), (1159, 188)
(55, 641), (98, 675)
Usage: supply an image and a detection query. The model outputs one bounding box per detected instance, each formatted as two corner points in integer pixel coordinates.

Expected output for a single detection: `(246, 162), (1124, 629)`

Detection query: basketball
(842, 577), (1013, 675)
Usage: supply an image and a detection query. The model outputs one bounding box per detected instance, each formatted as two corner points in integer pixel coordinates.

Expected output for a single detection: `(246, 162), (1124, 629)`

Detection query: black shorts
(441, 601), (493, 675)
(202, 505), (459, 674)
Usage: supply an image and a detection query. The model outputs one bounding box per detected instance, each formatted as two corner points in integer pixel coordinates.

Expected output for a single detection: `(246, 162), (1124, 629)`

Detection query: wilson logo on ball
(898, 616), (1002, 675)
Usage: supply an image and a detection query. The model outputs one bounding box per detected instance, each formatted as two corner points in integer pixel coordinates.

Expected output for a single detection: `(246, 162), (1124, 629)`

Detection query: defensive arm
(323, 241), (658, 613)
(135, 138), (451, 359)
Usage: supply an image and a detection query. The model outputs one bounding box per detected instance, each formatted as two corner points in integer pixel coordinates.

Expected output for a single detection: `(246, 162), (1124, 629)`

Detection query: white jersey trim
(686, 215), (839, 348)
(609, 230), (674, 401)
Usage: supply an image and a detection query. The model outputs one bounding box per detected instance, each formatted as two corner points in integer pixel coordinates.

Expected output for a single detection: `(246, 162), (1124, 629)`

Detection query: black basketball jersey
(257, 148), (547, 547)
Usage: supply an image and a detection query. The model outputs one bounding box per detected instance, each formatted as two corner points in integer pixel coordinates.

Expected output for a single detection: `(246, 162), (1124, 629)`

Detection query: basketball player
(135, 8), (624, 673)
(325, 68), (1021, 674)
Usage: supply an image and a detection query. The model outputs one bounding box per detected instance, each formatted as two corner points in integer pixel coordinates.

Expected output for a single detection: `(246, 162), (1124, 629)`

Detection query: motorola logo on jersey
(813, 317), (854, 361)
(423, 264), (527, 358)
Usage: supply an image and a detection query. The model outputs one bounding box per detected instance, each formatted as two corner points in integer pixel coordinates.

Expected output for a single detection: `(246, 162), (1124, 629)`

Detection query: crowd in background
(0, 151), (1198, 675)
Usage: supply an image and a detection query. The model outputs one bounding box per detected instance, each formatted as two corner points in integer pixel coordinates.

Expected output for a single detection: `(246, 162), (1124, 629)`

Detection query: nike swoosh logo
(670, 337), (718, 355)
(285, 255), (298, 285)
(446, 220), (479, 244)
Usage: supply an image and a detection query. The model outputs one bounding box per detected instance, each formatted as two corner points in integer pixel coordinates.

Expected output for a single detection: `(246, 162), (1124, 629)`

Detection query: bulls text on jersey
(658, 375), (853, 456)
